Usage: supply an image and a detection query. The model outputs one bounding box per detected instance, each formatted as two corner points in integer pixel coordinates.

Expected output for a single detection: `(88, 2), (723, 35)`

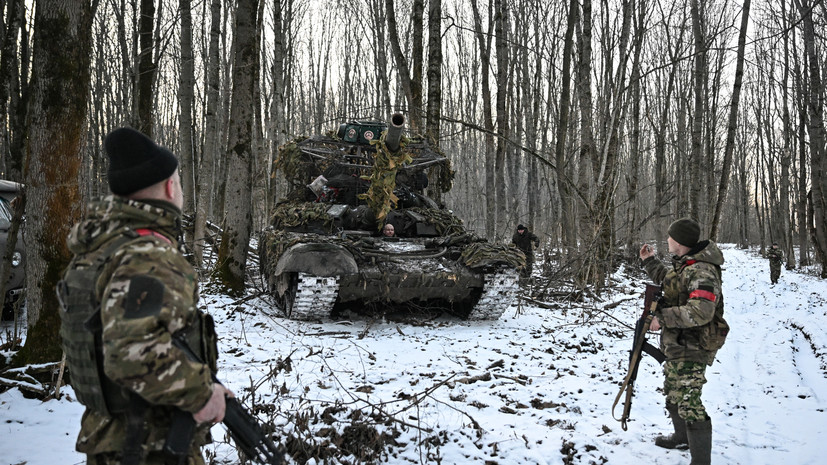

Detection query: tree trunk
(797, 0), (827, 277)
(425, 0), (443, 204)
(688, 0), (706, 221)
(425, 0), (441, 145)
(386, 0), (424, 132)
(193, 0), (222, 269)
(136, 0), (156, 136)
(0, 0), (23, 181)
(470, 0), (495, 239)
(710, 0), (749, 240)
(216, 0), (259, 294)
(14, 0), (94, 366)
(493, 0), (508, 239)
(179, 0), (196, 222)
(555, 0), (577, 250)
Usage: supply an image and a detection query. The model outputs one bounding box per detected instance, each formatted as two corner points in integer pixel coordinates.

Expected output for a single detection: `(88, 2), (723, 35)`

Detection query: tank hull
(259, 229), (521, 320)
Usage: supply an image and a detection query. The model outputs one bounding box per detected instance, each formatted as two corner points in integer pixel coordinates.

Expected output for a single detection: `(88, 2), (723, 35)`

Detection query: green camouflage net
(408, 207), (466, 236)
(359, 132), (413, 228)
(460, 242), (526, 269)
(273, 137), (313, 191)
(270, 201), (335, 232)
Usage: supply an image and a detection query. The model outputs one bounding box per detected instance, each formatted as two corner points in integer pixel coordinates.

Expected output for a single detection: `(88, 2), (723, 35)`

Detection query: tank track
(466, 269), (520, 320)
(288, 273), (340, 320)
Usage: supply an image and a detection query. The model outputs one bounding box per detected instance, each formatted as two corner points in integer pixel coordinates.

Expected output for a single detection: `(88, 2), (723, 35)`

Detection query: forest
(1, 0), (826, 364)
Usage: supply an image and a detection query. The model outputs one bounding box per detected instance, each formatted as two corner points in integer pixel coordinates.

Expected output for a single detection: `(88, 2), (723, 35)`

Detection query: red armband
(689, 289), (716, 302)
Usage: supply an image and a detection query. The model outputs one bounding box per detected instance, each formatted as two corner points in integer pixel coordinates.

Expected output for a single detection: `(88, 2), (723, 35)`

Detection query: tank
(259, 114), (524, 320)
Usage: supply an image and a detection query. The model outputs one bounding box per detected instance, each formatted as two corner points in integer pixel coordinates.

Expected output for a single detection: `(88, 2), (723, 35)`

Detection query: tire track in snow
(712, 246), (825, 464)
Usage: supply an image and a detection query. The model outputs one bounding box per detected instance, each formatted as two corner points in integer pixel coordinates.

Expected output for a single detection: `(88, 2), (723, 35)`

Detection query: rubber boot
(687, 417), (712, 465)
(654, 402), (688, 450)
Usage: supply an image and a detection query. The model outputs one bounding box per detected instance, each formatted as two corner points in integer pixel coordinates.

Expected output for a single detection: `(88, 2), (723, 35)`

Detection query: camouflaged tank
(259, 114), (524, 320)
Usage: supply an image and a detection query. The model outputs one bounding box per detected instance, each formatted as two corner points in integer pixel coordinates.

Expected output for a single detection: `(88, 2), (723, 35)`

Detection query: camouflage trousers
(663, 360), (708, 423)
(770, 264), (781, 283)
(87, 450), (206, 465)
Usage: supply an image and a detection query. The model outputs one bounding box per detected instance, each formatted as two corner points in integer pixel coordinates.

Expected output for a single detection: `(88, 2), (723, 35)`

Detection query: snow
(1, 245), (826, 464)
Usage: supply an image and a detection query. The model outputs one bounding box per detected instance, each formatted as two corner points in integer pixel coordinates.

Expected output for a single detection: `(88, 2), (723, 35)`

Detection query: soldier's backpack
(57, 232), (150, 415)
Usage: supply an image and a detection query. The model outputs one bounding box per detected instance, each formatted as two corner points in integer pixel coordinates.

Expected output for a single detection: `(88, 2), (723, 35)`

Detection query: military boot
(654, 402), (688, 449)
(686, 417), (712, 465)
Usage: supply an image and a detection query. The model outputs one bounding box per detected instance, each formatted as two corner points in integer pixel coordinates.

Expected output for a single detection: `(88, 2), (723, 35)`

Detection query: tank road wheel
(275, 272), (340, 320)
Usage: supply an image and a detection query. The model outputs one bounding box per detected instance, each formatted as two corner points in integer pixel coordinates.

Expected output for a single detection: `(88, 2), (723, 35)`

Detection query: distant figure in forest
(511, 224), (540, 277)
(767, 242), (784, 284)
(639, 217), (729, 465)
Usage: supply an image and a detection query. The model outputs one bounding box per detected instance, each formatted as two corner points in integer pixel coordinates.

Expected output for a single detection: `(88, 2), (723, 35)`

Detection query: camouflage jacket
(511, 230), (540, 255)
(65, 195), (215, 455)
(642, 241), (725, 365)
(767, 247), (784, 265)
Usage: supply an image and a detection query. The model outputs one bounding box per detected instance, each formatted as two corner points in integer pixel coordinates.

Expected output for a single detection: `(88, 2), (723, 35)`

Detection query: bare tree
(135, 0), (156, 135)
(179, 0), (196, 219)
(216, 0), (259, 294)
(15, 0), (96, 365)
(193, 0), (222, 269)
(796, 0), (827, 277)
(710, 0), (750, 240)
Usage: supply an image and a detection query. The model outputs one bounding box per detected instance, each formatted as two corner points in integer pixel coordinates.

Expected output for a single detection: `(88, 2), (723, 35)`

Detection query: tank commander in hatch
(382, 223), (396, 237)
(59, 127), (231, 465)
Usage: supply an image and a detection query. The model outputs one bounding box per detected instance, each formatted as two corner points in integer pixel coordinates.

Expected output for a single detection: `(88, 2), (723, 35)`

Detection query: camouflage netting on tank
(460, 242), (526, 269)
(408, 207), (466, 236)
(270, 201), (335, 232)
(359, 134), (412, 227)
(259, 229), (303, 280)
(273, 137), (316, 191)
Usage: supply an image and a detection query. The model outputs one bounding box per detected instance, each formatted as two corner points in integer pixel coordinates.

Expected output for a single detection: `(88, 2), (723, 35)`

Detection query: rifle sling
(642, 341), (666, 364)
(611, 310), (656, 431)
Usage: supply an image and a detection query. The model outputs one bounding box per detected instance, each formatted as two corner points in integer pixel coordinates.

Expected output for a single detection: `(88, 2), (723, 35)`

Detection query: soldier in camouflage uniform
(639, 218), (728, 465)
(61, 128), (231, 465)
(767, 242), (784, 284)
(511, 224), (540, 277)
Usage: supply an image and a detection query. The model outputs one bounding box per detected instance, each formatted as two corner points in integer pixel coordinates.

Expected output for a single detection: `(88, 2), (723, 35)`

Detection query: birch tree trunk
(216, 0), (259, 294)
(15, 0), (95, 365)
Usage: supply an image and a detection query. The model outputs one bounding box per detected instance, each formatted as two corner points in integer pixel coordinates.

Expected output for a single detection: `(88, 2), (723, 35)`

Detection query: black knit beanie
(105, 127), (178, 196)
(668, 218), (701, 247)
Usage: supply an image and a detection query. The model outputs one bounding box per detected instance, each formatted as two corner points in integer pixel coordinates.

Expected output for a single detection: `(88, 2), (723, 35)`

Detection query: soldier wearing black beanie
(105, 127), (179, 196)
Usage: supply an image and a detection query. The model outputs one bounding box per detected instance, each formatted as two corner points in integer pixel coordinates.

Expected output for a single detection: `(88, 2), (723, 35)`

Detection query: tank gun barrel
(386, 113), (405, 152)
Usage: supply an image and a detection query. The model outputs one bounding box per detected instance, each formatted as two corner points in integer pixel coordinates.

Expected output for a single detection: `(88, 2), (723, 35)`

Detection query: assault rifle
(611, 283), (666, 430)
(166, 337), (286, 465)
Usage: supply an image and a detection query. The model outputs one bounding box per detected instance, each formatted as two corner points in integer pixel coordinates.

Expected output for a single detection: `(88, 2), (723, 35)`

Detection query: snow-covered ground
(1, 244), (825, 464)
